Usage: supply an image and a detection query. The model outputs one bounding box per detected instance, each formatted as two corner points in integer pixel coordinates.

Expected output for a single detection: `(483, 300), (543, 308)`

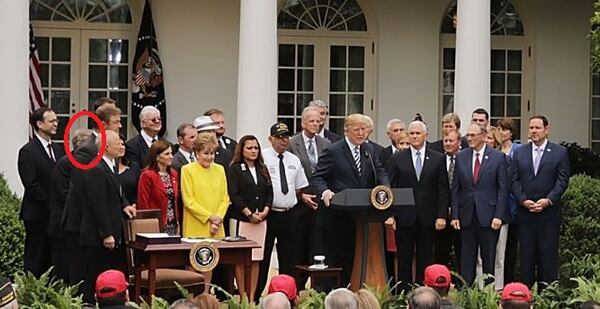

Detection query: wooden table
(127, 240), (259, 302)
(295, 265), (343, 290)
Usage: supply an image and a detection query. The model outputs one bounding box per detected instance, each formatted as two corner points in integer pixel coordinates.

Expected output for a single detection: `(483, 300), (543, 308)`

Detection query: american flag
(29, 24), (46, 138)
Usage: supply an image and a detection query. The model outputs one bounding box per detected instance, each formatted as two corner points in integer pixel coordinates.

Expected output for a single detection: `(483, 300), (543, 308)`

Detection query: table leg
(148, 256), (157, 298)
(244, 256), (253, 302)
(134, 267), (141, 303)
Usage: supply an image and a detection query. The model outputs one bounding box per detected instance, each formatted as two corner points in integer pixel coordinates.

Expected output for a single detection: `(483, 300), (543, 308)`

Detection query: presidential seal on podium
(370, 185), (393, 210)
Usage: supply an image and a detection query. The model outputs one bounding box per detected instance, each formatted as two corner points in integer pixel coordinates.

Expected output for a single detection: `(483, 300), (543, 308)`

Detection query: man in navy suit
(312, 113), (389, 285)
(451, 123), (508, 286)
(510, 115), (569, 287)
(125, 105), (162, 168)
(18, 107), (65, 277)
(309, 100), (342, 143)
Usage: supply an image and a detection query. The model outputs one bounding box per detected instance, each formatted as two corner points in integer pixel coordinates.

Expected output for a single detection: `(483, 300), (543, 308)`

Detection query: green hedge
(0, 173), (24, 279)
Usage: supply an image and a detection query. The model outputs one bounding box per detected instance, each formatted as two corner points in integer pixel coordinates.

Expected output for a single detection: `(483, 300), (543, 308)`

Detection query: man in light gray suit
(172, 123), (197, 174)
(288, 106), (330, 280)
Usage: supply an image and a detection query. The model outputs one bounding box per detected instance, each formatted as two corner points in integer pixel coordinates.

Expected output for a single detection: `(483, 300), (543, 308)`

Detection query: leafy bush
(450, 274), (499, 308)
(0, 173), (24, 279)
(15, 268), (83, 308)
(560, 174), (600, 268)
(298, 289), (326, 309)
(560, 142), (600, 178)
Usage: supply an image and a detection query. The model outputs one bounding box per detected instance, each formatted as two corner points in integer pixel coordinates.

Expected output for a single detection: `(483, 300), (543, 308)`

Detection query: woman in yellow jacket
(181, 132), (230, 238)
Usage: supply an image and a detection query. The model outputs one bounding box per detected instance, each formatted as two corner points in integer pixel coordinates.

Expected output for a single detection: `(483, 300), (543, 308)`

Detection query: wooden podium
(331, 188), (414, 291)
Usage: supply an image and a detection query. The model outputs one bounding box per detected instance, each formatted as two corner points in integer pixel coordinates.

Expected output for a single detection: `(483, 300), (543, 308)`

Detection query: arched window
(440, 0), (524, 36)
(278, 0), (367, 31)
(30, 0), (132, 23)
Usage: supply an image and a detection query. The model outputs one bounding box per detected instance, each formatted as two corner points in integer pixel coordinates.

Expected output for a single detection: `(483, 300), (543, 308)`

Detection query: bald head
(97, 130), (123, 159)
(260, 292), (291, 309)
(407, 287), (441, 309)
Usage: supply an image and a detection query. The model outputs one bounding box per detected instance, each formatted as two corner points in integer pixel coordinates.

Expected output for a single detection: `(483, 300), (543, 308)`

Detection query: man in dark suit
(451, 124), (508, 286)
(288, 106), (331, 272)
(309, 100), (341, 143)
(205, 108), (238, 153)
(80, 130), (136, 303)
(387, 121), (449, 291)
(312, 113), (390, 285)
(17, 107), (65, 277)
(48, 129), (93, 281)
(172, 123), (197, 174)
(364, 115), (385, 155)
(510, 115), (569, 287)
(125, 105), (162, 168)
(429, 113), (468, 153)
(379, 119), (406, 167)
(194, 116), (233, 169)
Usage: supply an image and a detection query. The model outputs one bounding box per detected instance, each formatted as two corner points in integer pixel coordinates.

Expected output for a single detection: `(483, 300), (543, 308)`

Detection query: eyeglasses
(149, 117), (162, 123)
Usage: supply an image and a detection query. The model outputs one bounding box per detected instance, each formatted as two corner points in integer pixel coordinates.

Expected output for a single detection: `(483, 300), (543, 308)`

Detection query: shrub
(0, 173), (24, 279)
(15, 268), (83, 308)
(560, 142), (600, 178)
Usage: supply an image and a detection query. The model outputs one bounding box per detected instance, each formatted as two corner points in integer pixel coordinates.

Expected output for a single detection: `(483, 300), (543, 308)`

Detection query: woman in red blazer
(137, 140), (179, 235)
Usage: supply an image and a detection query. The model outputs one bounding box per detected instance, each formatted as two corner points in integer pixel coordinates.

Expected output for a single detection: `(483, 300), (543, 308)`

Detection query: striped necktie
(353, 146), (361, 176)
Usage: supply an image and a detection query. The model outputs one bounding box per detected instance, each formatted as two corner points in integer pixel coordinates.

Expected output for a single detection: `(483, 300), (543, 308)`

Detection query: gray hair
(259, 292), (291, 309)
(325, 288), (358, 309)
(386, 119), (405, 131)
(301, 106), (321, 121)
(139, 105), (160, 122)
(408, 120), (428, 133)
(168, 299), (199, 309)
(363, 115), (374, 129)
(407, 287), (441, 309)
(308, 99), (328, 111)
(72, 128), (93, 149)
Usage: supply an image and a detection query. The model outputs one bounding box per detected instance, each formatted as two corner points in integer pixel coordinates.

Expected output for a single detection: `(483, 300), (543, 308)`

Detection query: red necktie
(473, 152), (481, 184)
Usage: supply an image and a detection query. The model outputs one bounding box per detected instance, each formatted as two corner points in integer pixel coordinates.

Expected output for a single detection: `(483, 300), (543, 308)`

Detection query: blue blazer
(451, 146), (508, 227)
(509, 141), (570, 223)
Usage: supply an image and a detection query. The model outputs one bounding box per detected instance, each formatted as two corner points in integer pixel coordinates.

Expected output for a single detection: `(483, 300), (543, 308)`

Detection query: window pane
(348, 95), (363, 114)
(507, 73), (521, 94)
(593, 97), (600, 118)
(329, 118), (344, 136)
(506, 96), (521, 117)
(109, 65), (128, 89)
(329, 94), (346, 116)
(330, 70), (346, 92)
(88, 91), (108, 110)
(52, 38), (71, 61)
(296, 94), (313, 115)
(443, 95), (454, 114)
(51, 64), (70, 87)
(491, 73), (505, 94)
(513, 119), (521, 141)
(36, 37), (49, 61)
(491, 96), (505, 117)
(109, 39), (128, 63)
(491, 50), (505, 71)
(50, 91), (70, 114)
(442, 71), (454, 93)
(278, 94), (294, 116)
(109, 91), (128, 111)
(89, 39), (108, 62)
(443, 48), (455, 70)
(40, 64), (49, 87)
(297, 45), (314, 67)
(346, 13), (367, 31)
(279, 44), (295, 67)
(89, 65), (107, 88)
(594, 74), (600, 96)
(278, 69), (294, 91)
(593, 120), (600, 140)
(348, 71), (364, 92)
(330, 46), (346, 68)
(593, 142), (600, 155)
(297, 69), (313, 91)
(348, 46), (364, 68)
(55, 116), (69, 142)
(507, 50), (522, 71)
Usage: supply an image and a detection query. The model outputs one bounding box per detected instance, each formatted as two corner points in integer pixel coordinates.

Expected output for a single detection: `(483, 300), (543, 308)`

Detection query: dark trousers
(24, 220), (51, 277)
(255, 210), (297, 301)
(395, 225), (434, 292)
(294, 206), (323, 287)
(433, 224), (462, 272)
(322, 220), (355, 287)
(81, 245), (125, 304)
(519, 220), (559, 287)
(66, 231), (87, 286)
(460, 220), (499, 286)
(50, 237), (69, 281)
(504, 223), (519, 284)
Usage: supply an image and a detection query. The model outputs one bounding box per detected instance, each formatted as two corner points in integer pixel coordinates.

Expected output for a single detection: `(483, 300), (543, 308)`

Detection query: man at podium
(311, 113), (390, 285)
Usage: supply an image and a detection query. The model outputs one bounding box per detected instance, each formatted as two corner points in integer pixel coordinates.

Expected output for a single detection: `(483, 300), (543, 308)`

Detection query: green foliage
(364, 281), (407, 309)
(131, 296), (170, 309)
(532, 281), (569, 309)
(213, 285), (256, 309)
(0, 173), (24, 279)
(297, 289), (326, 309)
(560, 142), (600, 178)
(590, 0), (600, 73)
(450, 274), (499, 308)
(15, 268), (83, 309)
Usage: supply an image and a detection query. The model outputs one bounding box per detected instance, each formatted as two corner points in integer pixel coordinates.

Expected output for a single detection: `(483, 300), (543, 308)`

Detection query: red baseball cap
(502, 282), (532, 303)
(95, 270), (128, 298)
(423, 264), (451, 287)
(268, 274), (297, 301)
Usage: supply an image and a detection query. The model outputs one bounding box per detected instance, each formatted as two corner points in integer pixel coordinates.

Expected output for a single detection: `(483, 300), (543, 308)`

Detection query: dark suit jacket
(17, 137), (65, 221)
(451, 146), (508, 227)
(379, 145), (395, 168)
(125, 134), (151, 169)
(288, 133), (330, 192)
(79, 160), (128, 247)
(227, 162), (273, 222)
(48, 155), (73, 238)
(171, 150), (191, 174)
(323, 129), (341, 143)
(312, 140), (390, 229)
(220, 135), (238, 153)
(509, 141), (570, 223)
(388, 148), (450, 227)
(429, 138), (469, 154)
(215, 148), (233, 171)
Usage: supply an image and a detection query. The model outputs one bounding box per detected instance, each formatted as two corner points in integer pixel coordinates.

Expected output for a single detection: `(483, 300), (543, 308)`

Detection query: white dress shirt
(472, 144), (486, 174)
(262, 148), (309, 210)
(178, 148), (194, 163)
(35, 132), (54, 160)
(140, 130), (156, 148)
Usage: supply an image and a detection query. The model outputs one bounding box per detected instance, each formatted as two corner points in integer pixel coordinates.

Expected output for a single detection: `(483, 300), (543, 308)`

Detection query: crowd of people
(16, 96), (572, 306)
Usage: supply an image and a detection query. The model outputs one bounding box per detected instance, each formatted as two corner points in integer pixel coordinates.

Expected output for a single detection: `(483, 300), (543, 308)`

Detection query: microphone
(364, 150), (378, 185)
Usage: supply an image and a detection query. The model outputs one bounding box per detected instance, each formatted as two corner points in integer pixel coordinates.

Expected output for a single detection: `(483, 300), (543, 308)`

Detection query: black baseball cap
(270, 122), (291, 137)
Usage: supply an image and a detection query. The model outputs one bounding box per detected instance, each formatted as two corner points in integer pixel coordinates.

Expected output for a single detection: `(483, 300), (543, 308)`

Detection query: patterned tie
(189, 153), (195, 162)
(47, 143), (55, 162)
(353, 146), (361, 176)
(415, 151), (423, 181)
(151, 137), (157, 144)
(533, 147), (542, 175)
(473, 152), (481, 184)
(307, 139), (317, 172)
(278, 153), (289, 194)
(448, 155), (455, 187)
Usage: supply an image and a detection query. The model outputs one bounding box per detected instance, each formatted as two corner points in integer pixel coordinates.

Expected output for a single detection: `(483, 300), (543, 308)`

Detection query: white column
(236, 0), (278, 142)
(454, 0), (490, 128)
(0, 2), (29, 196)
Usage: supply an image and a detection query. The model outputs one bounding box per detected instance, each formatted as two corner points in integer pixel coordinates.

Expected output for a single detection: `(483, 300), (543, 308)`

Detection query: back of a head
(500, 300), (531, 309)
(0, 277), (17, 309)
(168, 299), (199, 309)
(580, 301), (600, 309)
(260, 292), (291, 309)
(325, 288), (358, 309)
(192, 294), (219, 309)
(407, 287), (441, 309)
(355, 289), (380, 309)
